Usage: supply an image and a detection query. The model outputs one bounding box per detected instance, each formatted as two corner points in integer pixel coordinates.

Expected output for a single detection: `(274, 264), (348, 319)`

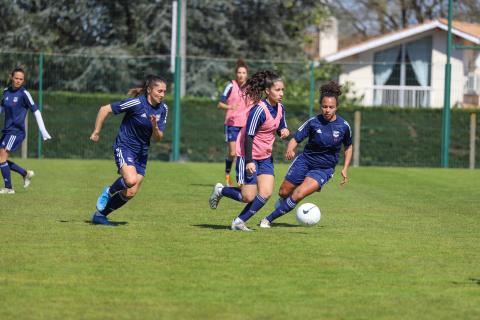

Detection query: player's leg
(225, 140), (236, 187)
(0, 148), (13, 193)
(6, 160), (34, 188)
(101, 174), (144, 217)
(210, 155), (244, 209)
(0, 134), (23, 193)
(232, 158), (274, 231)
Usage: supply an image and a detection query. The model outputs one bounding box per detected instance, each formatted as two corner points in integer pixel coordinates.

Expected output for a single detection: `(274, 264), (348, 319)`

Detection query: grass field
(0, 159), (479, 319)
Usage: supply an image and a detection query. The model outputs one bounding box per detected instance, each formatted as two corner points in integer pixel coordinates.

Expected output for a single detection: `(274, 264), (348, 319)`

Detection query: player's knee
(242, 194), (255, 203)
(228, 151), (236, 159)
(278, 187), (289, 198)
(291, 190), (305, 203)
(124, 176), (137, 188)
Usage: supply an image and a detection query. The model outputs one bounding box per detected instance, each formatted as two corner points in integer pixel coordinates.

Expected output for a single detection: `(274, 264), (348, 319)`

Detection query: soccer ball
(295, 203), (321, 226)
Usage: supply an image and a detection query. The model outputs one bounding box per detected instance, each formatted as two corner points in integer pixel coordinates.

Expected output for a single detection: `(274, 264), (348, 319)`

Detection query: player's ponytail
(319, 81), (342, 106)
(243, 70), (282, 103)
(128, 75), (167, 97)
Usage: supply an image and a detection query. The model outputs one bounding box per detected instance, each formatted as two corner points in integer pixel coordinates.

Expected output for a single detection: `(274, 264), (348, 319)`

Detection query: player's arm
(151, 104), (168, 142)
(341, 144), (353, 186)
(244, 106), (265, 174)
(90, 104), (113, 142)
(285, 138), (298, 161)
(151, 116), (163, 142)
(277, 107), (289, 139)
(23, 90), (51, 140)
(217, 83), (236, 110)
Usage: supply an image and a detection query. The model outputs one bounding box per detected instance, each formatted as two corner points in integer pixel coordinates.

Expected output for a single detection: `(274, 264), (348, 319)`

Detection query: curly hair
(319, 81), (342, 105)
(128, 74), (167, 97)
(243, 70), (282, 103)
(235, 58), (248, 73)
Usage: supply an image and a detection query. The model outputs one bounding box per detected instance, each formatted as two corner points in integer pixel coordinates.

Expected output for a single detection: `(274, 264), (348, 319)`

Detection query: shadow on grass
(193, 224), (230, 230)
(190, 183), (216, 187)
(75, 220), (129, 226)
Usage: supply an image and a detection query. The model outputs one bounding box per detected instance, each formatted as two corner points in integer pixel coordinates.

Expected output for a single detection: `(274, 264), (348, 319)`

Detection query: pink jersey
(236, 100), (284, 160)
(224, 80), (251, 127)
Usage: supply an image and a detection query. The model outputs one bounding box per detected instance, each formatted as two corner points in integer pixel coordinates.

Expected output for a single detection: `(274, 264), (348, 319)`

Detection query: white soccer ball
(295, 203), (321, 226)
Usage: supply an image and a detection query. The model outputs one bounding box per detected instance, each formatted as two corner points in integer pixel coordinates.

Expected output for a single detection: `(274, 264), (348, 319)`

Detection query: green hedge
(1, 91), (479, 168)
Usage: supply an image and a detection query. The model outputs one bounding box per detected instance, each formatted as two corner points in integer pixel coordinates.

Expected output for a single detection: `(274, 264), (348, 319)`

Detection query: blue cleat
(91, 212), (115, 226)
(96, 186), (111, 212)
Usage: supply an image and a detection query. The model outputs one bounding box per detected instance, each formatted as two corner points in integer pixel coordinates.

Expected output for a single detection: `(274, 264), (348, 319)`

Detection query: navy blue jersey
(245, 99), (287, 136)
(294, 114), (352, 168)
(110, 94), (168, 152)
(1, 86), (38, 134)
(219, 82), (233, 103)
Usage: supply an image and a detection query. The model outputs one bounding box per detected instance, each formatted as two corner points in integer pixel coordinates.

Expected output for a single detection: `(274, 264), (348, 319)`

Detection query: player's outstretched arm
(90, 104), (112, 142)
(33, 110), (52, 140)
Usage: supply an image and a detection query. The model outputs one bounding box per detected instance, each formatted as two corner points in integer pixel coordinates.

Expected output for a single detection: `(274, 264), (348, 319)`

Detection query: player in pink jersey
(209, 70), (289, 231)
(217, 59), (250, 187)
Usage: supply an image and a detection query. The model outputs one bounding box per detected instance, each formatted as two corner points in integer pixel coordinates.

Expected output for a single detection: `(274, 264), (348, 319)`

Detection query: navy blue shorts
(236, 156), (274, 185)
(113, 145), (148, 176)
(285, 154), (334, 190)
(224, 126), (242, 142)
(0, 133), (25, 152)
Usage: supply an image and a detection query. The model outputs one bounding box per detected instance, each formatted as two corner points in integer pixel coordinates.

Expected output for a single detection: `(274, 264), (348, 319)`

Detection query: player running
(89, 75), (168, 226)
(209, 70), (289, 231)
(259, 81), (353, 228)
(0, 66), (51, 194)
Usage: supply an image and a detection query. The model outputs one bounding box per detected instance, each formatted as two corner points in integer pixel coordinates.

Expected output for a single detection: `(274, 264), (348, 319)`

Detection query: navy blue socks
(109, 176), (129, 195)
(100, 191), (129, 216)
(221, 186), (243, 202)
(0, 162), (12, 188)
(7, 161), (27, 177)
(238, 194), (267, 222)
(265, 196), (297, 222)
(225, 158), (233, 174)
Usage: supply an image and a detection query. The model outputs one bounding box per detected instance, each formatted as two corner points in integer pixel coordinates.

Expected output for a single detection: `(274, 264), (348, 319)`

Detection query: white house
(323, 19), (480, 108)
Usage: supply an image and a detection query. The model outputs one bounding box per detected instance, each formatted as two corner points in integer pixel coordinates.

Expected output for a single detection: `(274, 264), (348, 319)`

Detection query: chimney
(319, 17), (338, 59)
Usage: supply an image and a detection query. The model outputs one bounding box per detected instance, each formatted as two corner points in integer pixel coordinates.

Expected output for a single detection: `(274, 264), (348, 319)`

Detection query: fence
(0, 51), (479, 168)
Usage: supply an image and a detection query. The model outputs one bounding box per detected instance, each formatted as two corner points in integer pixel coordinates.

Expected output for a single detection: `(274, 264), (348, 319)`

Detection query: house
(321, 19), (480, 108)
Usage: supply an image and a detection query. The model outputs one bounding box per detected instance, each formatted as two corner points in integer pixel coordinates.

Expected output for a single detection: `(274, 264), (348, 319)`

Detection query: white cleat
(231, 219), (252, 231)
(23, 170), (34, 188)
(259, 218), (271, 228)
(0, 188), (15, 194)
(209, 183), (224, 209)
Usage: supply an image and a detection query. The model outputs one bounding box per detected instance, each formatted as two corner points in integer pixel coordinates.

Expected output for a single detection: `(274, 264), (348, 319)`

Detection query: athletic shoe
(96, 186), (111, 212)
(91, 211), (114, 226)
(231, 219), (252, 231)
(259, 218), (271, 228)
(0, 188), (15, 194)
(225, 174), (233, 187)
(209, 183), (223, 209)
(23, 170), (34, 188)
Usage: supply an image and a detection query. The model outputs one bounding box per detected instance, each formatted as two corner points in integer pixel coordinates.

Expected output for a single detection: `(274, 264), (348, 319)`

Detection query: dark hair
(243, 70), (282, 103)
(319, 81), (342, 105)
(235, 59), (248, 73)
(128, 74), (167, 97)
(11, 66), (25, 77)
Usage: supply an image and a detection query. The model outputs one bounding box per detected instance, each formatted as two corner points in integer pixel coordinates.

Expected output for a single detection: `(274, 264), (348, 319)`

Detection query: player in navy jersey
(259, 81), (353, 228)
(209, 70), (289, 231)
(89, 75), (168, 226)
(0, 67), (52, 194)
(217, 59), (250, 187)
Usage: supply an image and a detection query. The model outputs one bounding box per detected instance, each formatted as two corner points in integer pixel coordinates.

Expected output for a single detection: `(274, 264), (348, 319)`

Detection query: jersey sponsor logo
(333, 130), (340, 138)
(127, 157), (133, 162)
(13, 97), (18, 103)
(141, 113), (147, 118)
(316, 129), (322, 134)
(5, 97), (8, 101)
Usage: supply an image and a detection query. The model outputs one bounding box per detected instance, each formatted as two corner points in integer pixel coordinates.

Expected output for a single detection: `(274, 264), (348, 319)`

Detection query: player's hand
(340, 168), (348, 186)
(90, 132), (100, 142)
(42, 132), (52, 141)
(230, 104), (238, 111)
(246, 162), (256, 175)
(150, 115), (158, 127)
(280, 128), (289, 139)
(285, 148), (295, 161)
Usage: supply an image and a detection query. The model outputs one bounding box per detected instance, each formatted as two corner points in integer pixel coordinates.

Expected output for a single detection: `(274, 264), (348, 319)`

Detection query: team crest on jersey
(13, 97), (18, 103)
(141, 113), (147, 118)
(316, 129), (322, 134)
(333, 130), (340, 138)
(5, 97), (8, 101)
(155, 115), (160, 121)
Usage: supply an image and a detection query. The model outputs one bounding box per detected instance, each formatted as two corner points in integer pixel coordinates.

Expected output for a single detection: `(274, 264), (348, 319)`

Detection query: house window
(374, 36), (432, 87)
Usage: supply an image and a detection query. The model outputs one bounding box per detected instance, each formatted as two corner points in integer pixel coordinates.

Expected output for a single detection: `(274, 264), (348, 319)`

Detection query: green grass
(1, 159), (479, 319)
